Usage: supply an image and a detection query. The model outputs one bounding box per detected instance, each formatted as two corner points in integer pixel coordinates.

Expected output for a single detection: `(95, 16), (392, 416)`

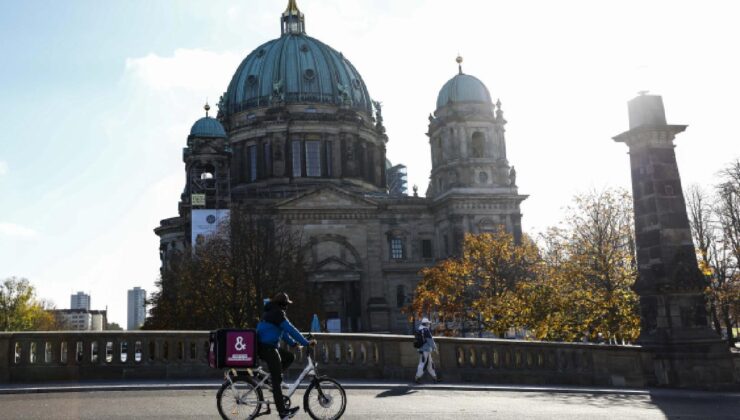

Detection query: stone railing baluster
(0, 332), (647, 386)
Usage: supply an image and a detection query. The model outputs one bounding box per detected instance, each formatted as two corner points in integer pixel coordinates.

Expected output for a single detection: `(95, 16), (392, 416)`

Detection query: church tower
(154, 104), (232, 269)
(180, 103), (232, 215)
(428, 57), (527, 254)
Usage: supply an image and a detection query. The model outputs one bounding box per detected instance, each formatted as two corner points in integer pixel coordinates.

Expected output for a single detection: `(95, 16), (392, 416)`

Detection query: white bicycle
(216, 340), (346, 420)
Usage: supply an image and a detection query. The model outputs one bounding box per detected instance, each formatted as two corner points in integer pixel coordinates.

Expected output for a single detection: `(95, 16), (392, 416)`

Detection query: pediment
(315, 256), (356, 271)
(274, 186), (378, 210)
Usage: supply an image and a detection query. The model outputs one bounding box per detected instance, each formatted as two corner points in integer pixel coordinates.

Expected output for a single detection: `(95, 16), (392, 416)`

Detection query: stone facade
(155, 98), (525, 334)
(154, 3), (526, 334)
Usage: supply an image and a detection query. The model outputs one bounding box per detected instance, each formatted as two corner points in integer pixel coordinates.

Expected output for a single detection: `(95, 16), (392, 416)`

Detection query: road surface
(0, 387), (737, 419)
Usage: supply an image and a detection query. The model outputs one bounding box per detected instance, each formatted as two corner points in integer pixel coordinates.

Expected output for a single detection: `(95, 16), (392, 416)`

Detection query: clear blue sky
(2, 0), (739, 328)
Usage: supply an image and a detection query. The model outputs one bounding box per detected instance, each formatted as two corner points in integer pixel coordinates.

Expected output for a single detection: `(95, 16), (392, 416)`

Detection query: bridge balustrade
(1, 332), (648, 386)
(0, 331), (216, 383)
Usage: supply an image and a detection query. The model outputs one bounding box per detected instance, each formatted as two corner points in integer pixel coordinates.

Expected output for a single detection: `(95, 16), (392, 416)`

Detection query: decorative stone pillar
(613, 94), (735, 388)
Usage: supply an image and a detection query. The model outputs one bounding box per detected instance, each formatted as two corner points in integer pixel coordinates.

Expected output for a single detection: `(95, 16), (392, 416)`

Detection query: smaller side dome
(190, 117), (227, 138)
(436, 74), (492, 110)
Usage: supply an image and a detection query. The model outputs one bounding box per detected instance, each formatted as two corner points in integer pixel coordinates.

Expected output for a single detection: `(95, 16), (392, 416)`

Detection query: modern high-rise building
(50, 309), (107, 331)
(127, 287), (147, 330)
(70, 291), (90, 311)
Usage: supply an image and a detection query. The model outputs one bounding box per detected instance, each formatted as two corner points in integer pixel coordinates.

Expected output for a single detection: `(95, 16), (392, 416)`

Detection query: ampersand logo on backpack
(234, 336), (247, 351)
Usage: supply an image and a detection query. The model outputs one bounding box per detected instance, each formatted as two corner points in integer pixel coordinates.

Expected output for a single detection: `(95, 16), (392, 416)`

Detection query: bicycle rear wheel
(303, 377), (347, 420)
(216, 376), (264, 420)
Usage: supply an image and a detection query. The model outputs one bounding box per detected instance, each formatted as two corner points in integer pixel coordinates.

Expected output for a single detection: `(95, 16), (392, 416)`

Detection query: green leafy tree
(106, 322), (124, 331)
(0, 277), (58, 331)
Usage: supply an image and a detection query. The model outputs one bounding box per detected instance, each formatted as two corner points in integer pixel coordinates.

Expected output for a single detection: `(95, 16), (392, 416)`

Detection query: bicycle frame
(225, 349), (318, 404)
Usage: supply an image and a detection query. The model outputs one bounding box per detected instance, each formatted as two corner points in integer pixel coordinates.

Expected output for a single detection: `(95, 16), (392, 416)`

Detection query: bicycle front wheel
(216, 376), (263, 420)
(303, 377), (347, 420)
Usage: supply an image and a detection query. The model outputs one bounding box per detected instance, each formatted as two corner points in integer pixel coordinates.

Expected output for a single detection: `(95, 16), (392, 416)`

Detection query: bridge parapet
(1, 332), (647, 387)
(293, 333), (647, 387)
(0, 331), (216, 383)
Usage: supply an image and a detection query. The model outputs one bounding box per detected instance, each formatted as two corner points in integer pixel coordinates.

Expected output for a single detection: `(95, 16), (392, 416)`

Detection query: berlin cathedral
(155, 1), (527, 333)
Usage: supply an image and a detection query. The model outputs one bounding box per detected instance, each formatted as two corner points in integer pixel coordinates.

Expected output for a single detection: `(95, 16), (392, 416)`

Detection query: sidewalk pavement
(1, 379), (738, 399)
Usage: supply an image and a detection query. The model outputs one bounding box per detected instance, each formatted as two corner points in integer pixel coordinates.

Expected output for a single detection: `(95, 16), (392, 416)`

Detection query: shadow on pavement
(518, 389), (739, 419)
(646, 390), (740, 420)
(375, 386), (418, 398)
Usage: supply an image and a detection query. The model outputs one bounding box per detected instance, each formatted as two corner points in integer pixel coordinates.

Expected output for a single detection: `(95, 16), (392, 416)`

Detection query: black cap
(272, 292), (293, 305)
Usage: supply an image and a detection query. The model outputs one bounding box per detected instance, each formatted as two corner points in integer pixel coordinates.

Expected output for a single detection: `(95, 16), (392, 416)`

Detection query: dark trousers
(258, 344), (295, 414)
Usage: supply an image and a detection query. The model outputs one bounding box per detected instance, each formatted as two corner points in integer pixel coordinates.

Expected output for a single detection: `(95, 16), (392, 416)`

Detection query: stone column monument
(613, 94), (735, 388)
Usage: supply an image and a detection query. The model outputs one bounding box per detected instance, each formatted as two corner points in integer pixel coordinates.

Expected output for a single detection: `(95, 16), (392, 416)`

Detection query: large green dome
(222, 32), (372, 115)
(436, 73), (492, 110)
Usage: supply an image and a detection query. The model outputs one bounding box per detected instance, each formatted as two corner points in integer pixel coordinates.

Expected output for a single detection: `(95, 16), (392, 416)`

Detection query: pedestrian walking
(414, 317), (440, 383)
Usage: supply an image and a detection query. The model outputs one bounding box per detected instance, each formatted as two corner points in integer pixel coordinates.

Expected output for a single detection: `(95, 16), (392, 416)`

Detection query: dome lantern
(281, 0), (305, 35)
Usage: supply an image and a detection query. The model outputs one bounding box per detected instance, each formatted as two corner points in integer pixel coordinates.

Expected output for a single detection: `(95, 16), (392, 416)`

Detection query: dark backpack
(413, 329), (425, 349)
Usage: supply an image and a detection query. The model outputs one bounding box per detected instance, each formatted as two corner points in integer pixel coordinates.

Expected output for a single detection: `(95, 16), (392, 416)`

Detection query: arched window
(472, 132), (485, 158)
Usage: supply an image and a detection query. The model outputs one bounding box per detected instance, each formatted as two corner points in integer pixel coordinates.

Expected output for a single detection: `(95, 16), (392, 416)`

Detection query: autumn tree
(0, 277), (58, 331)
(534, 188), (640, 343)
(411, 230), (540, 337)
(146, 209), (321, 330)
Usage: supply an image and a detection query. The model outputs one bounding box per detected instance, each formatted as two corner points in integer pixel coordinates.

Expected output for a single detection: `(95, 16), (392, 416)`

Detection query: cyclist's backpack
(413, 329), (425, 349)
(208, 329), (257, 368)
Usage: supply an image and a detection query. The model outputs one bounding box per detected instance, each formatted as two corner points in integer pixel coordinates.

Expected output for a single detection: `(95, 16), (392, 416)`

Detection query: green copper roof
(436, 73), (492, 109)
(222, 33), (372, 115)
(190, 117), (226, 138)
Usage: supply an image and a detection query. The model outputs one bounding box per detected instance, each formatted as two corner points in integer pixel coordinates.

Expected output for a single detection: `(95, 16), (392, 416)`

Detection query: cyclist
(257, 292), (315, 419)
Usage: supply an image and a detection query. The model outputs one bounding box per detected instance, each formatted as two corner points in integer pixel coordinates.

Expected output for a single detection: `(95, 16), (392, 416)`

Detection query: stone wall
(1, 332), (647, 387)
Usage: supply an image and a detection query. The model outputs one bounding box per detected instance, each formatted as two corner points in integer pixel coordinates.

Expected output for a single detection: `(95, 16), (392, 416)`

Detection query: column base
(641, 339), (738, 390)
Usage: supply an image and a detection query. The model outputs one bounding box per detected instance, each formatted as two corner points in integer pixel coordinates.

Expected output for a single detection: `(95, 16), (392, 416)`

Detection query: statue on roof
(272, 79), (284, 102)
(372, 100), (385, 133)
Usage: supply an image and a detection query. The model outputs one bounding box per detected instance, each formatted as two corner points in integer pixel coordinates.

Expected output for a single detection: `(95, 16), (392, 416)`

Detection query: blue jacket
(256, 303), (309, 348)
